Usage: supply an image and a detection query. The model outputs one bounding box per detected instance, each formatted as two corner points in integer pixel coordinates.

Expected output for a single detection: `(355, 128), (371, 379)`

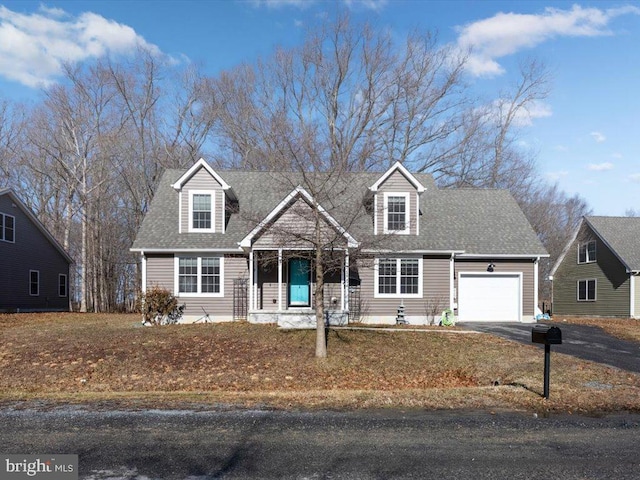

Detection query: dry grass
(1, 313), (639, 414)
(551, 316), (640, 342)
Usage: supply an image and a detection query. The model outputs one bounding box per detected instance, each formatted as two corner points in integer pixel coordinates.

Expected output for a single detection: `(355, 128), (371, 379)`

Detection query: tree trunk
(314, 248), (327, 359)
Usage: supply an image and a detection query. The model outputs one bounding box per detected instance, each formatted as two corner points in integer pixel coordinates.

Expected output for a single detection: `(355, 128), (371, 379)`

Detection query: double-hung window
(384, 193), (409, 234)
(577, 279), (596, 301)
(578, 241), (596, 264)
(189, 191), (214, 232)
(176, 256), (222, 296)
(0, 212), (15, 242)
(376, 258), (422, 297)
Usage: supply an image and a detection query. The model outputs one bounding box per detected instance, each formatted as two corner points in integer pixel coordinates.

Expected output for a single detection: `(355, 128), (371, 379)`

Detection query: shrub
(140, 286), (184, 325)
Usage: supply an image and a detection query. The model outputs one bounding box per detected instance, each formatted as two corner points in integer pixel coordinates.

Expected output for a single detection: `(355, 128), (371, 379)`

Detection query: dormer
(369, 162), (425, 236)
(172, 158), (236, 234)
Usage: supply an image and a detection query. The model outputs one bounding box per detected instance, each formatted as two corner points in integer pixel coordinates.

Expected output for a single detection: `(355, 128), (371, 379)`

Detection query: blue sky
(0, 0), (639, 215)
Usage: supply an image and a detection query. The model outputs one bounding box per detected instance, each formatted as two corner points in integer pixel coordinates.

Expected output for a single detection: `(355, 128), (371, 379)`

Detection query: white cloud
(546, 170), (569, 181)
(587, 162), (614, 171)
(590, 131), (606, 143)
(0, 5), (164, 88)
(554, 145), (569, 152)
(294, 19), (303, 28)
(456, 4), (640, 77)
(629, 173), (640, 183)
(611, 152), (623, 159)
(513, 100), (552, 126)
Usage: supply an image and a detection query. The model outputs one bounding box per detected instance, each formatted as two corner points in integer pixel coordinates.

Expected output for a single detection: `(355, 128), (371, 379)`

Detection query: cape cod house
(131, 159), (547, 326)
(550, 216), (640, 318)
(0, 189), (73, 312)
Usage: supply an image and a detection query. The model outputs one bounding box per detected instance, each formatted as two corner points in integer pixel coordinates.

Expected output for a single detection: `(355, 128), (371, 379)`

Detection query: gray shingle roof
(586, 216), (640, 271)
(131, 168), (547, 257)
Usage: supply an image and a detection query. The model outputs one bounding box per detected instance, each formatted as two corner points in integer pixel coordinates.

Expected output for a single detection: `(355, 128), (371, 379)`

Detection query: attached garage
(457, 272), (522, 322)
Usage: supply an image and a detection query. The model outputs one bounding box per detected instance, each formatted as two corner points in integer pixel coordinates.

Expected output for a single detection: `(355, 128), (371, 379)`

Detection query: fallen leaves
(0, 312), (639, 413)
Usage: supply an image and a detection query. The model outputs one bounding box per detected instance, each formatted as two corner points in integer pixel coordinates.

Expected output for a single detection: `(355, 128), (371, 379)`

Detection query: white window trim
(374, 256), (423, 298)
(577, 240), (596, 264)
(0, 212), (15, 243)
(174, 255), (224, 297)
(577, 278), (597, 302)
(29, 270), (40, 296)
(188, 190), (215, 233)
(58, 273), (68, 297)
(383, 192), (411, 235)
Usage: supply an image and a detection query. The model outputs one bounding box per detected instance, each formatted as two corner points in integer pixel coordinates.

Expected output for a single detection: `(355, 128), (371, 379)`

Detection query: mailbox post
(531, 325), (562, 399)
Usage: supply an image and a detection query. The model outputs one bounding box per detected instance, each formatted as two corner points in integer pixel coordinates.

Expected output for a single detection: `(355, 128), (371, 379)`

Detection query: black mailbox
(531, 325), (562, 345)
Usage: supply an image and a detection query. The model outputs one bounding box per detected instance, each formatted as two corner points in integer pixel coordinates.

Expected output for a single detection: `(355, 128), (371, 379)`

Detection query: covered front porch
(246, 249), (351, 328)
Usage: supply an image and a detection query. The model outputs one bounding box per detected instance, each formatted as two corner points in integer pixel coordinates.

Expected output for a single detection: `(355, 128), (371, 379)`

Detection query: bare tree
(518, 181), (591, 303)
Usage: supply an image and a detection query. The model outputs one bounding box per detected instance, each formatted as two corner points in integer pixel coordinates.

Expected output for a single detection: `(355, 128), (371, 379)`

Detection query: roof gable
(171, 158), (231, 191)
(0, 189), (73, 264)
(240, 186), (359, 249)
(369, 162), (426, 193)
(585, 216), (640, 272)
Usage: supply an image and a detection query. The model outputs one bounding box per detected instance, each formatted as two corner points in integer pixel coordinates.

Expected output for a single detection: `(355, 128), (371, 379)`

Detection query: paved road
(461, 322), (640, 373)
(1, 408), (639, 479)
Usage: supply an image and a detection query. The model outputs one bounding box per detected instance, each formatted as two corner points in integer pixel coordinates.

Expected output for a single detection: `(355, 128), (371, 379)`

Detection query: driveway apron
(461, 323), (640, 374)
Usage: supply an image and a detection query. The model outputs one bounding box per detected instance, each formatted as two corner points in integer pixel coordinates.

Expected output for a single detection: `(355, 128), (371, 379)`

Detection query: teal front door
(289, 259), (310, 306)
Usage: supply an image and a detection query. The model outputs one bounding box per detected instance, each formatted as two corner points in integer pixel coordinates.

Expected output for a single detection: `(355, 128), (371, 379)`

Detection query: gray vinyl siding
(145, 254), (174, 291)
(454, 259), (535, 316)
(253, 198), (345, 249)
(554, 224), (630, 317)
(0, 195), (70, 312)
(375, 170), (419, 236)
(179, 167), (225, 234)
(145, 253), (248, 320)
(356, 255), (450, 319)
(257, 262), (280, 310)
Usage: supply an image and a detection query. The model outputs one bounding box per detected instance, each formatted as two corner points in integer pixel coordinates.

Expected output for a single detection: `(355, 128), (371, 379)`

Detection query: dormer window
(189, 191), (214, 232)
(384, 193), (409, 234)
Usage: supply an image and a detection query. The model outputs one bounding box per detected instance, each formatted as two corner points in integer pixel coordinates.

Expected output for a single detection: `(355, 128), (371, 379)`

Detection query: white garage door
(458, 273), (521, 322)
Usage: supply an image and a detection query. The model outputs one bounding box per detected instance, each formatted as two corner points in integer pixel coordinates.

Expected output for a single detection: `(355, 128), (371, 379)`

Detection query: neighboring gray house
(550, 216), (640, 318)
(131, 158), (547, 326)
(0, 189), (73, 312)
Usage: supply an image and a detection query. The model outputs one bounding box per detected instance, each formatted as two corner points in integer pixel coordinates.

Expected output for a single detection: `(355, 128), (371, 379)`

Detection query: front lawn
(1, 313), (639, 413)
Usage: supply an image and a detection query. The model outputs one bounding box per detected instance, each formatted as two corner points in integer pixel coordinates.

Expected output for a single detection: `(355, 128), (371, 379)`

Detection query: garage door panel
(458, 273), (521, 322)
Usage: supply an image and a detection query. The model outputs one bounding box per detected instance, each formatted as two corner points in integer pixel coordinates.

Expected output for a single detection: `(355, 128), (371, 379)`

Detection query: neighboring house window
(189, 191), (214, 232)
(29, 270), (39, 296)
(176, 256), (223, 296)
(577, 279), (596, 301)
(578, 240), (596, 264)
(0, 212), (15, 242)
(59, 274), (68, 297)
(384, 193), (410, 234)
(375, 258), (422, 297)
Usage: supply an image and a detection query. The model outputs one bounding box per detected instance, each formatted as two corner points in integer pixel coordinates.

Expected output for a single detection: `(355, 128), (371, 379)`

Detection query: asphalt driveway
(461, 322), (640, 373)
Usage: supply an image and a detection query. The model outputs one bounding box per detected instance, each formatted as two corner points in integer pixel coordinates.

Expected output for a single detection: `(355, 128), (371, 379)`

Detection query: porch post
(450, 254), (455, 312)
(344, 251), (350, 311)
(534, 257), (539, 319)
(278, 248), (283, 311)
(248, 250), (254, 311)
